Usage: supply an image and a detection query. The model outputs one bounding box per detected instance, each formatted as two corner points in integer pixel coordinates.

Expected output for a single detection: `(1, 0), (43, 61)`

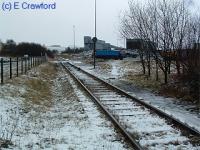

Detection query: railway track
(61, 61), (200, 150)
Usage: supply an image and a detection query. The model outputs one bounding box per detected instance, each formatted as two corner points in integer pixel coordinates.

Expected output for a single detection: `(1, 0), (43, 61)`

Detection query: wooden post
(1, 58), (3, 84)
(10, 58), (12, 79)
(31, 57), (32, 68)
(27, 57), (30, 70)
(25, 58), (27, 74)
(16, 57), (19, 77)
(21, 58), (23, 74)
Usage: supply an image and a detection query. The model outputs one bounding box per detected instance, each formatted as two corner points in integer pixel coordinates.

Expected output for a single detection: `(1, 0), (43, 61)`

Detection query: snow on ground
(68, 58), (200, 132)
(65, 61), (199, 149)
(0, 62), (132, 149)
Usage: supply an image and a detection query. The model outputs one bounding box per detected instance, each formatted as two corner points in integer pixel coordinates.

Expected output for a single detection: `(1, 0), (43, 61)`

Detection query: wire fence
(0, 56), (47, 84)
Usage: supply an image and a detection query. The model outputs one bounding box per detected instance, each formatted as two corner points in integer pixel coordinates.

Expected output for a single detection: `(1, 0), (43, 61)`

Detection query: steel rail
(61, 62), (143, 150)
(66, 62), (200, 138)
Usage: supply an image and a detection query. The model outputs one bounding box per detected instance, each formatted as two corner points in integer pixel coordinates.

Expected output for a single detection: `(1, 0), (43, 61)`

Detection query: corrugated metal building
(84, 36), (111, 51)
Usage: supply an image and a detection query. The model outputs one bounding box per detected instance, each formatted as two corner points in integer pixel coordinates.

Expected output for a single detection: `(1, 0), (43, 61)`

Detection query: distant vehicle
(95, 50), (123, 60)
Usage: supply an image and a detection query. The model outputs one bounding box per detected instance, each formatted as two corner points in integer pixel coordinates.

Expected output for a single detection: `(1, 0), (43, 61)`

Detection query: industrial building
(84, 36), (119, 51)
(126, 39), (157, 50)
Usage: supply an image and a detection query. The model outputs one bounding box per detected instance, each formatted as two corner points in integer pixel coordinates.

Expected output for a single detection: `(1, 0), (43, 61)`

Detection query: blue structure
(95, 50), (123, 59)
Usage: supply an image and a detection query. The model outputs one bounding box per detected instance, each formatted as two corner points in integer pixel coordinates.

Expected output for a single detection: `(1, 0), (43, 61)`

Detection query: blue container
(95, 50), (123, 59)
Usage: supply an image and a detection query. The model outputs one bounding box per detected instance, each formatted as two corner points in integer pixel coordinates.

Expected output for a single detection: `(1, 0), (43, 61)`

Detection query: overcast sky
(0, 0), (199, 48)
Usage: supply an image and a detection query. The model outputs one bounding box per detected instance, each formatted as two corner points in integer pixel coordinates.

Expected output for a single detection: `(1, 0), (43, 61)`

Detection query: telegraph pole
(73, 25), (76, 53)
(95, 0), (97, 38)
(93, 0), (97, 69)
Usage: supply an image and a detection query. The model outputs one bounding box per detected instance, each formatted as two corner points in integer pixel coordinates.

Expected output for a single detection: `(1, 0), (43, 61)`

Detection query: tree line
(61, 47), (84, 54)
(120, 0), (199, 99)
(0, 40), (55, 58)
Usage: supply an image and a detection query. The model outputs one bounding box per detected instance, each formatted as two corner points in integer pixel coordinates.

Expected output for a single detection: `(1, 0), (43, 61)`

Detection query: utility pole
(73, 25), (76, 53)
(93, 0), (97, 69)
(95, 0), (96, 38)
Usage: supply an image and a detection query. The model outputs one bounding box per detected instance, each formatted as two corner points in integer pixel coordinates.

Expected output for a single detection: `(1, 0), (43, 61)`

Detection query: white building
(47, 45), (66, 52)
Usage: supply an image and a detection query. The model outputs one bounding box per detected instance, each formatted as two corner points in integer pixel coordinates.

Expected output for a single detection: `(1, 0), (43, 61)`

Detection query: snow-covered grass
(0, 62), (132, 149)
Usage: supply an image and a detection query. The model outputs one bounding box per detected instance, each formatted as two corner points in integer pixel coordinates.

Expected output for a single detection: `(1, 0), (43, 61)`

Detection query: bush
(0, 40), (55, 58)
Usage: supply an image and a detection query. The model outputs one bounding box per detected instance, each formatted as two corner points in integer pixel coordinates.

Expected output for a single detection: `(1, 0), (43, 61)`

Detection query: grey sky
(0, 0), (129, 47)
(0, 0), (199, 48)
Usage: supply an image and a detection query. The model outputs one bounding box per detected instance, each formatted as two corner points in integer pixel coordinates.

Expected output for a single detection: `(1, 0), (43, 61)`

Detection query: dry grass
(121, 60), (164, 91)
(22, 62), (58, 110)
(99, 63), (112, 70)
(124, 73), (162, 91)
(23, 79), (51, 105)
(122, 61), (198, 102)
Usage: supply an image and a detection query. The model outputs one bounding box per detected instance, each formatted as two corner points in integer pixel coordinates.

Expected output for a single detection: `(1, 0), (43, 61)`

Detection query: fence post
(28, 57), (30, 70)
(10, 58), (12, 79)
(31, 57), (32, 68)
(25, 58), (27, 74)
(32, 57), (34, 67)
(21, 58), (23, 74)
(27, 57), (29, 70)
(1, 58), (3, 84)
(16, 57), (19, 77)
(29, 57), (31, 70)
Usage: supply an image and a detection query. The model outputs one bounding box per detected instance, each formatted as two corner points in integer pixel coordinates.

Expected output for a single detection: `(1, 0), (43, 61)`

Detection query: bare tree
(120, 0), (195, 84)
